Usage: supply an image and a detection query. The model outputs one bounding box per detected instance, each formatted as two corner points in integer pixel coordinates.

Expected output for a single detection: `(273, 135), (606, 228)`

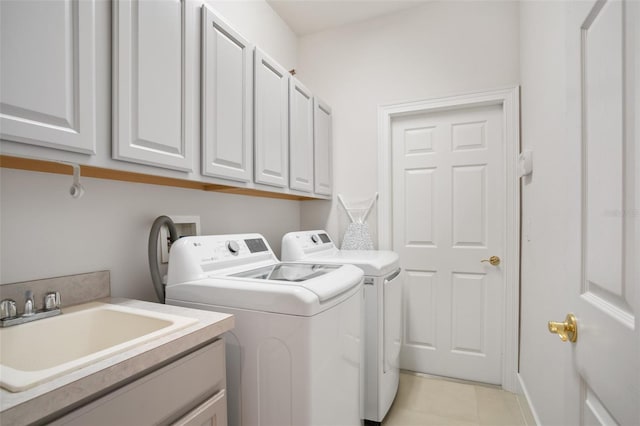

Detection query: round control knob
(227, 240), (240, 255)
(311, 234), (320, 244)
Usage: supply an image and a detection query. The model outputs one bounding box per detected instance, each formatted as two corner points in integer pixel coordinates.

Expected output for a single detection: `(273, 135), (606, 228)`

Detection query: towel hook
(69, 164), (84, 199)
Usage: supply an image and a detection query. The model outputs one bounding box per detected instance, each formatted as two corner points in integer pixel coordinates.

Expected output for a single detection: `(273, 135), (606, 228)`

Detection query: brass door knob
(548, 313), (578, 342)
(481, 256), (501, 266)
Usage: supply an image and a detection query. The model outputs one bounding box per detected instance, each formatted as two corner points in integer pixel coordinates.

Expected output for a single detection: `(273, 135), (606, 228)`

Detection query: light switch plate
(518, 149), (533, 177)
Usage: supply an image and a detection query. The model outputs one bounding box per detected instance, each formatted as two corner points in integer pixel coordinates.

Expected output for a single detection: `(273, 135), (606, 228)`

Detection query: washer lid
(231, 263), (347, 302)
(231, 263), (340, 281)
(166, 263), (364, 316)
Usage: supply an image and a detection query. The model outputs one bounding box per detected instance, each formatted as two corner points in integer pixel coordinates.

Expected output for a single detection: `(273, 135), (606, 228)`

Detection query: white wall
(0, 169), (299, 301)
(0, 0), (301, 301)
(518, 2), (571, 424)
(296, 1), (520, 244)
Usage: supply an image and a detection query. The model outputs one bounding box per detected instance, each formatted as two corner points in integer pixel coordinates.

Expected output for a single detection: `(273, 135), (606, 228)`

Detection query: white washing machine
(282, 230), (402, 424)
(165, 233), (364, 426)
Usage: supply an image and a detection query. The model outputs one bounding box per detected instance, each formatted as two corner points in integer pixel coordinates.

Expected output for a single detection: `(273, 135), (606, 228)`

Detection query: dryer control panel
(281, 230), (338, 261)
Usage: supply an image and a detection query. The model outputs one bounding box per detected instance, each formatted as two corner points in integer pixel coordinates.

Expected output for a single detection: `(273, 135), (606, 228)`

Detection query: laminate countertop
(0, 298), (234, 426)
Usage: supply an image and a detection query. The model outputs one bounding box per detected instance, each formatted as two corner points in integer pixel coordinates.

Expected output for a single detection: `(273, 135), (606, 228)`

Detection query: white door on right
(392, 103), (505, 384)
(563, 1), (639, 424)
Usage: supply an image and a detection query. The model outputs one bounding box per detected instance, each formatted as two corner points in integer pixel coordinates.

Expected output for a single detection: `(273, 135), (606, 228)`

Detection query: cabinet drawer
(52, 339), (225, 426)
(172, 389), (227, 426)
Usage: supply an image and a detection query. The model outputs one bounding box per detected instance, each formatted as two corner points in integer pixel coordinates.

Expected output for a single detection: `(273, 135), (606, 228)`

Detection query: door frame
(377, 86), (521, 392)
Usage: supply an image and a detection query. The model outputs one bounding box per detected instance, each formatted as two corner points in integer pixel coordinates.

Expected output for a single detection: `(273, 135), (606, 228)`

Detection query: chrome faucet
(0, 290), (62, 327)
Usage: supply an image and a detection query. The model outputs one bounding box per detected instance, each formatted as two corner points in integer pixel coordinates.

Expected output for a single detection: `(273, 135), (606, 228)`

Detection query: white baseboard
(517, 373), (542, 426)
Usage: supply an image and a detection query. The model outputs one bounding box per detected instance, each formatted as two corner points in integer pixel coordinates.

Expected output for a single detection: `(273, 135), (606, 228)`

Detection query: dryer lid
(281, 230), (400, 276)
(311, 250), (399, 276)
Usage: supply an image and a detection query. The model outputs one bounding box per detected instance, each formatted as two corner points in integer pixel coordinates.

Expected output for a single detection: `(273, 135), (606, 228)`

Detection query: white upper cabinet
(112, 0), (195, 172)
(0, 0), (97, 154)
(313, 98), (332, 196)
(201, 5), (253, 183)
(254, 48), (289, 188)
(289, 78), (314, 193)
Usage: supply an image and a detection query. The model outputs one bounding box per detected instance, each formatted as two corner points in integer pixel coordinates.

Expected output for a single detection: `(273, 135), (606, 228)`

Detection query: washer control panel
(167, 233), (278, 283)
(201, 237), (269, 262)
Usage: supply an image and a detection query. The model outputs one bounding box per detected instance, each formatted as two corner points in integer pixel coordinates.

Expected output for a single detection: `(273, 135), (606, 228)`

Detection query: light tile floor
(382, 373), (534, 426)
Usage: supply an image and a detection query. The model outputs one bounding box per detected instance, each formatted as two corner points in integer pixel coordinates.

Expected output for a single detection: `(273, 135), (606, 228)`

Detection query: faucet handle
(0, 299), (17, 319)
(44, 292), (61, 310)
(24, 290), (35, 316)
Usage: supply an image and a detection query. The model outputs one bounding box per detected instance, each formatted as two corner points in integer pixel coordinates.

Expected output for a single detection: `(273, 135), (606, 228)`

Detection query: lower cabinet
(50, 339), (226, 426)
(172, 389), (227, 426)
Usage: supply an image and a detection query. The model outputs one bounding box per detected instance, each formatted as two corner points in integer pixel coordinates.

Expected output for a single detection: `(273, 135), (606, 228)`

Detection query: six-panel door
(392, 103), (505, 385)
(564, 1), (639, 424)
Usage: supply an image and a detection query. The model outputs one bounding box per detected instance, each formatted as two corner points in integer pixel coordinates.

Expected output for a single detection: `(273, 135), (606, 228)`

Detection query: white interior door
(563, 1), (640, 424)
(392, 103), (505, 384)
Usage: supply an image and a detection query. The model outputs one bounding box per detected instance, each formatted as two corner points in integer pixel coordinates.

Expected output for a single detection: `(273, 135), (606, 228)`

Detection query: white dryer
(165, 233), (364, 426)
(282, 230), (402, 424)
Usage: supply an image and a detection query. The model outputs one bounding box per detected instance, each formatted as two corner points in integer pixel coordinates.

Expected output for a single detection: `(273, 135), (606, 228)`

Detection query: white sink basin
(0, 302), (198, 392)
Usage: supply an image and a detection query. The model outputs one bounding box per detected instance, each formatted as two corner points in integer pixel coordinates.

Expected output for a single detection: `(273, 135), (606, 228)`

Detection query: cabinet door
(313, 98), (332, 196)
(0, 0), (96, 154)
(254, 48), (289, 188)
(113, 0), (194, 172)
(201, 5), (253, 182)
(172, 390), (227, 426)
(289, 78), (314, 192)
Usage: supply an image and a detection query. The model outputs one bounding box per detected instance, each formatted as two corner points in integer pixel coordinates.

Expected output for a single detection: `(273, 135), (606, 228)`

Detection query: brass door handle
(548, 313), (578, 342)
(481, 256), (500, 266)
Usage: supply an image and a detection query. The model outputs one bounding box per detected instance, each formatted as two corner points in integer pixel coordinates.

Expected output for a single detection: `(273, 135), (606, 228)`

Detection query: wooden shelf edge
(0, 155), (317, 201)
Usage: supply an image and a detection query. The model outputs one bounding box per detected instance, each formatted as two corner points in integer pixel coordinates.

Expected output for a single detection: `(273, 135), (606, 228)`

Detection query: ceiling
(266, 0), (428, 36)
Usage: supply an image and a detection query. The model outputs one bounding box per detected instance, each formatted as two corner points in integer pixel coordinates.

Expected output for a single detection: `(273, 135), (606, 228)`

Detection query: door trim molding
(377, 86), (521, 391)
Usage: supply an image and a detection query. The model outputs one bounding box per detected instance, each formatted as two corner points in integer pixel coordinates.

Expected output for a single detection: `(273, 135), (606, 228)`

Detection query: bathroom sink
(0, 302), (198, 392)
